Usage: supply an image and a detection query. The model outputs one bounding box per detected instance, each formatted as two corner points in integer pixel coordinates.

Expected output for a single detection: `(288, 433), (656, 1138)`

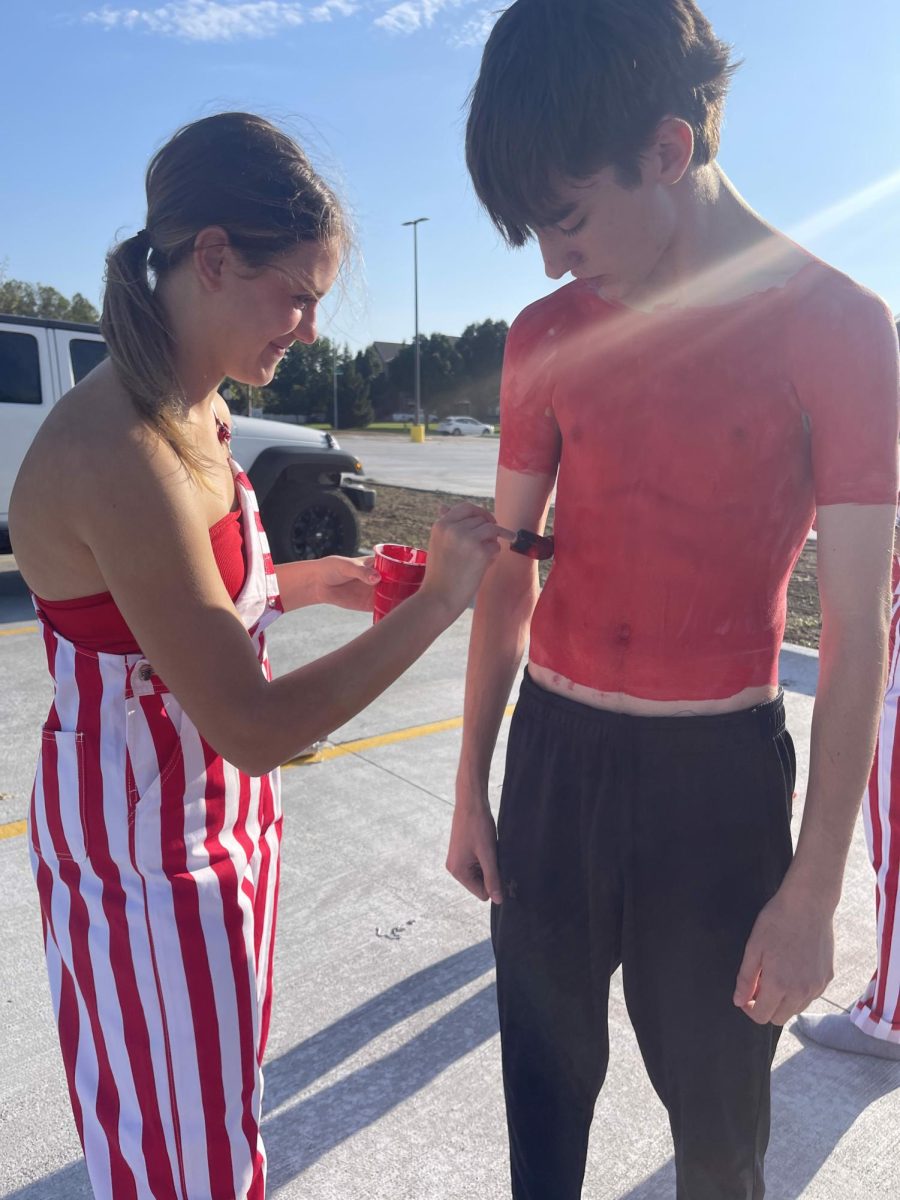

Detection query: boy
(447, 2), (900, 1197)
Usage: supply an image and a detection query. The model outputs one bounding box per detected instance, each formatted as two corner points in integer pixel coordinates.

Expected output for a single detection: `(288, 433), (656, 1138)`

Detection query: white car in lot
(434, 415), (494, 437)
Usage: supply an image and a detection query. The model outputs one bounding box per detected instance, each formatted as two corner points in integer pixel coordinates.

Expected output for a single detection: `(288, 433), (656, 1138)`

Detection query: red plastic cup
(373, 543), (428, 624)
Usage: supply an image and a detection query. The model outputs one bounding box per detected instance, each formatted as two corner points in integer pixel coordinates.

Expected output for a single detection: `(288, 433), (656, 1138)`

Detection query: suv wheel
(263, 484), (359, 562)
(452, 427), (463, 436)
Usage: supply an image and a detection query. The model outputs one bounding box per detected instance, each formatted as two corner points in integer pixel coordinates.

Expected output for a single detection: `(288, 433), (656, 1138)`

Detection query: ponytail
(100, 230), (208, 477)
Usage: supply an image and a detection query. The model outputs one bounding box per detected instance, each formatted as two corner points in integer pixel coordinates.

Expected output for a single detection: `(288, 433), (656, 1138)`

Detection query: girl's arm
(81, 429), (499, 776)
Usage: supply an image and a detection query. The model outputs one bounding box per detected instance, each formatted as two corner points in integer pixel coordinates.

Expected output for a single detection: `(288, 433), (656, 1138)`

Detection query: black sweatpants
(492, 671), (796, 1200)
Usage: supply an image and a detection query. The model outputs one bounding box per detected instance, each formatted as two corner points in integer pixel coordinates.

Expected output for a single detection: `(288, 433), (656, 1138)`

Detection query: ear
(651, 117), (695, 186)
(192, 225), (232, 293)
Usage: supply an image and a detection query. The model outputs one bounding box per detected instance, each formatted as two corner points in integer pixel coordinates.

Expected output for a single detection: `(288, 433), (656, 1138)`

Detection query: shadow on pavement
(264, 939), (495, 1108)
(0, 1159), (92, 1200)
(9, 1005), (897, 1199)
(264, 983), (499, 1189)
(2, 942), (496, 1200)
(616, 1034), (900, 1200)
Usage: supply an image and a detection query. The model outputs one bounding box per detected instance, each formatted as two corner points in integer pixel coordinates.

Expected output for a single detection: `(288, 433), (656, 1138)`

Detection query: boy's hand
(733, 882), (835, 1025)
(446, 787), (503, 904)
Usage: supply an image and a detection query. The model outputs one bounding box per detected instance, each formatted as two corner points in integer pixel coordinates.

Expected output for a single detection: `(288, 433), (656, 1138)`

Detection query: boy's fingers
(481, 852), (504, 906)
(743, 980), (779, 1025)
(733, 946), (762, 1008)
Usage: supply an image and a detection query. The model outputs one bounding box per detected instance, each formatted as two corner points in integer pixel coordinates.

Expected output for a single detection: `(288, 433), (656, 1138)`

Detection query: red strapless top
(34, 508), (246, 655)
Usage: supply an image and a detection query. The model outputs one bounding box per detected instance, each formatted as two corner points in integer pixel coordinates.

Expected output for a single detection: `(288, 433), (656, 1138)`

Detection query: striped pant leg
(128, 713), (274, 1199)
(852, 578), (900, 1043)
(30, 725), (182, 1200)
(250, 768), (282, 1067)
(30, 688), (277, 1198)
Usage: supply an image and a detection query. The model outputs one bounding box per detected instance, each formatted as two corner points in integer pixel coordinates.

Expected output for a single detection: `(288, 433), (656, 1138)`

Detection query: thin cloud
(84, 1), (308, 41)
(310, 0), (359, 20)
(449, 6), (499, 47)
(81, 0), (498, 43)
(373, 1), (469, 36)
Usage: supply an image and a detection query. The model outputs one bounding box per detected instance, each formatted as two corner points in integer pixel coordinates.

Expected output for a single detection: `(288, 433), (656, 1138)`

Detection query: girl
(9, 112), (499, 1199)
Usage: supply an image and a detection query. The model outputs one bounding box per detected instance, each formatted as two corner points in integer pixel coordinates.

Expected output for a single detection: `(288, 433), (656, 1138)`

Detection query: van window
(70, 338), (108, 383)
(0, 330), (42, 405)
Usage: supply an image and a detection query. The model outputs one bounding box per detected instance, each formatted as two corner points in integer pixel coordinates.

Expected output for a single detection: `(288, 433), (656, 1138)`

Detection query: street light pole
(402, 217), (429, 430)
(331, 343), (345, 430)
(332, 344), (338, 431)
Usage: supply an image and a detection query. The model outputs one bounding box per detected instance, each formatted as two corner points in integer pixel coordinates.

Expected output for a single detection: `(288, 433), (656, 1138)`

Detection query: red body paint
(500, 262), (899, 700)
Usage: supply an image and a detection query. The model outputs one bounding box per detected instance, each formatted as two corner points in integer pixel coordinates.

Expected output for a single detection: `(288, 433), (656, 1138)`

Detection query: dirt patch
(358, 485), (821, 650)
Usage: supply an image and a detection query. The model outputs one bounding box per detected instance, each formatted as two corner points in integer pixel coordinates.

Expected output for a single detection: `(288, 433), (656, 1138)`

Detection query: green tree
(354, 345), (383, 382)
(336, 353), (373, 429)
(69, 293), (102, 323)
(263, 337), (336, 422)
(221, 379), (255, 415)
(456, 318), (508, 420)
(0, 268), (100, 323)
(388, 333), (465, 418)
(368, 368), (392, 417)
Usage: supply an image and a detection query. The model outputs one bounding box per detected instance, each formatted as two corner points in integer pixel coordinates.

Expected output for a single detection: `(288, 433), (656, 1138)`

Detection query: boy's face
(534, 163), (677, 301)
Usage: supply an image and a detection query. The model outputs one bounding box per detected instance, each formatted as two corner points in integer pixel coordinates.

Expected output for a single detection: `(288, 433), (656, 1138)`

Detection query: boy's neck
(623, 165), (809, 312)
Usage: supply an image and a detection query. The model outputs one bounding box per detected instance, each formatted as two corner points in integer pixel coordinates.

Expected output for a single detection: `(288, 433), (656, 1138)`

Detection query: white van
(0, 314), (375, 560)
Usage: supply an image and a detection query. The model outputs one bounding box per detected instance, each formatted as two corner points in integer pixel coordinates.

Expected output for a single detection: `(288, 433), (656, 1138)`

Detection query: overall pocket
(125, 691), (185, 811)
(32, 728), (89, 863)
(126, 689), (221, 878)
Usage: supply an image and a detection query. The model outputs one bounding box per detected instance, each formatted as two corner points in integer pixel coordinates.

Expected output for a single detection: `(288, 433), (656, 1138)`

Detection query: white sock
(794, 1012), (900, 1060)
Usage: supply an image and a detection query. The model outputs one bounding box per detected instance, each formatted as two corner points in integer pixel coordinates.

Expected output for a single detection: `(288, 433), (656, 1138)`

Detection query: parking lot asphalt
(338, 432), (501, 497)
(1, 580), (898, 1199)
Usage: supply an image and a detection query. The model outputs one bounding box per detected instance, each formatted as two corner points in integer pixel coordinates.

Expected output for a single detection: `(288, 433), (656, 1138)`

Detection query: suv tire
(262, 484), (359, 562)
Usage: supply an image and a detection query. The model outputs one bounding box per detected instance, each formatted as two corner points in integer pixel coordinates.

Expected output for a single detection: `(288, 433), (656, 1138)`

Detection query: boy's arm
(734, 501), (895, 1025)
(446, 466), (555, 903)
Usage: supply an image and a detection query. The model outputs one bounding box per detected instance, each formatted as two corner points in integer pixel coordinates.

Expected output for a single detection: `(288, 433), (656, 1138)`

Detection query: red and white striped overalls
(28, 461), (284, 1199)
(853, 553), (900, 1043)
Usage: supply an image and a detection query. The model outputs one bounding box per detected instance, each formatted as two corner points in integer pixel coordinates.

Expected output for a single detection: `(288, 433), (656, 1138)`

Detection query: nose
(295, 305), (318, 345)
(536, 232), (571, 281)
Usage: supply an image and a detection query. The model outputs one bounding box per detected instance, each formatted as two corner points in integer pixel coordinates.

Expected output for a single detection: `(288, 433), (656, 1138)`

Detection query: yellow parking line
(0, 707), (517, 839)
(0, 625), (38, 638)
(284, 705), (516, 768)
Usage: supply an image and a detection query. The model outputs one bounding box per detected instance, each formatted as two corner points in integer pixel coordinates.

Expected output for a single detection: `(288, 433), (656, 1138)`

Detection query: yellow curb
(0, 820), (27, 842)
(0, 625), (38, 639)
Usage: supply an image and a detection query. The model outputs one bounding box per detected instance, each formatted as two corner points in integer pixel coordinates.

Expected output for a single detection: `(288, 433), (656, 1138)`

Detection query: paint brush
(496, 526), (555, 561)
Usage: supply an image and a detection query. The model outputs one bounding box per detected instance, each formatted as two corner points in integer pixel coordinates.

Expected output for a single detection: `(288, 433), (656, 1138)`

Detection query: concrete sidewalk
(0, 604), (898, 1198)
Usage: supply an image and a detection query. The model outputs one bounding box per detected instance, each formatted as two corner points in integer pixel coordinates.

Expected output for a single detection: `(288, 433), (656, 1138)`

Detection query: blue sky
(3, 1), (898, 350)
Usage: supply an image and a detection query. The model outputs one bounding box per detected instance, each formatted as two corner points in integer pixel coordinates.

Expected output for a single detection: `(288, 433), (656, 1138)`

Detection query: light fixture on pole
(402, 217), (429, 431)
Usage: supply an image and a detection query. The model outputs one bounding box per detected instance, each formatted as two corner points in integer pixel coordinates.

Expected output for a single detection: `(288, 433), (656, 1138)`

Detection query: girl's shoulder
(10, 363), (197, 596)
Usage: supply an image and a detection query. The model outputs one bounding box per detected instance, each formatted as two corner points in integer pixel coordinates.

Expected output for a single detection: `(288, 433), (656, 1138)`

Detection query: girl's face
(213, 238), (341, 386)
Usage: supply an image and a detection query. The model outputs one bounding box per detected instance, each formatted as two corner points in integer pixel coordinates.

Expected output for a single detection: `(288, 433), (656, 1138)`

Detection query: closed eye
(559, 217), (587, 238)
